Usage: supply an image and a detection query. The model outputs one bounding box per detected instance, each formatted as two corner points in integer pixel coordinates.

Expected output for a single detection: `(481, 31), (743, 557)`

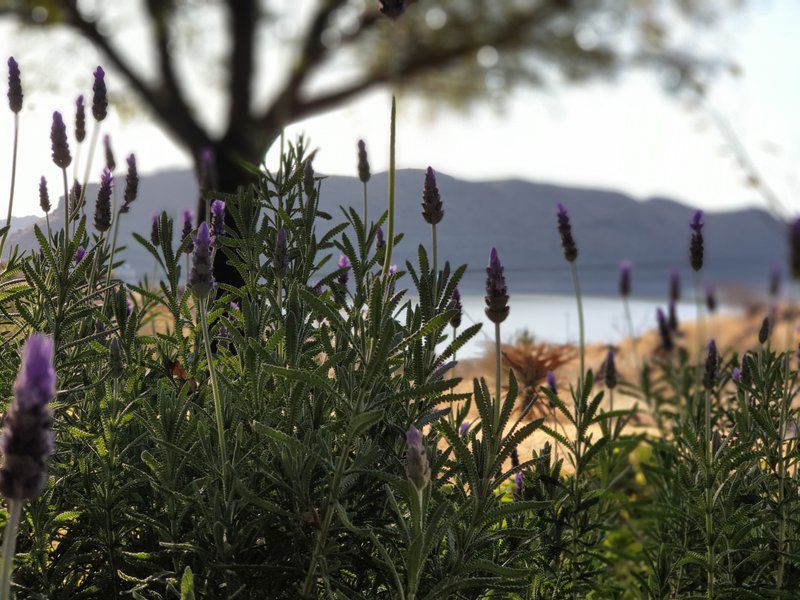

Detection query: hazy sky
(0, 0), (798, 217)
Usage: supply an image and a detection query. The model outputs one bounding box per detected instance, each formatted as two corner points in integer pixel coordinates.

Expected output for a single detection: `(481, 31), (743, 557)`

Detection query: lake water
(453, 294), (732, 358)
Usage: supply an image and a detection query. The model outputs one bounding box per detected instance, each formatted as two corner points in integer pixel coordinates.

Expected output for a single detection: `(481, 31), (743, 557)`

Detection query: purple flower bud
(126, 297), (133, 317)
(485, 247), (509, 324)
(189, 222), (215, 299)
(449, 286), (462, 329)
(92, 66), (107, 122)
(337, 255), (351, 287)
(604, 349), (617, 389)
(769, 264), (781, 297)
(458, 421), (470, 437)
(789, 218), (800, 280)
(74, 95), (86, 143)
(689, 210), (704, 272)
(273, 228), (289, 277)
(421, 167), (443, 225)
(38, 177), (50, 213)
(731, 367), (741, 382)
(513, 472), (524, 500)
(69, 180), (82, 215)
(74, 246), (86, 264)
(199, 147), (217, 194)
(740, 353), (752, 386)
(405, 426), (430, 491)
(375, 226), (385, 251)
(388, 264), (398, 275)
(511, 447), (520, 469)
(0, 334), (55, 500)
(357, 139), (371, 183)
(556, 203), (578, 263)
(103, 134), (115, 171)
(7, 57), (22, 113)
(703, 339), (718, 390)
(705, 283), (717, 313)
(379, 0), (405, 18)
(210, 199), (226, 240)
(109, 337), (124, 378)
(122, 154), (138, 211)
(94, 168), (113, 232)
(669, 268), (681, 302)
(150, 214), (160, 246)
(182, 209), (194, 254)
(656, 308), (673, 351)
(758, 316), (770, 344)
(619, 260), (632, 297)
(546, 371), (557, 394)
(304, 158), (316, 198)
(50, 111), (71, 169)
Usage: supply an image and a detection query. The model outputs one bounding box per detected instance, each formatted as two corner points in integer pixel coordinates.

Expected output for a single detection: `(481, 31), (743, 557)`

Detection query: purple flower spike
(619, 261), (632, 298)
(375, 226), (385, 251)
(449, 286), (462, 329)
(689, 210), (704, 272)
(74, 246), (86, 264)
(92, 66), (107, 121)
(337, 255), (351, 286)
(150, 214), (160, 246)
(121, 154), (138, 212)
(189, 222), (215, 299)
(357, 139), (370, 183)
(50, 111), (71, 169)
(556, 203), (578, 263)
(39, 177), (50, 213)
(485, 248), (509, 324)
(458, 421), (470, 437)
(388, 264), (398, 275)
(273, 228), (289, 277)
(513, 472), (524, 500)
(604, 349), (617, 389)
(669, 268), (681, 302)
(769, 264), (781, 297)
(405, 426), (430, 491)
(421, 167), (443, 225)
(210, 199), (226, 241)
(182, 209), (194, 254)
(199, 147), (217, 193)
(0, 334), (56, 501)
(656, 308), (673, 351)
(731, 367), (741, 382)
(703, 340), (718, 390)
(546, 370), (557, 394)
(75, 95), (86, 143)
(94, 168), (113, 232)
(705, 283), (717, 313)
(7, 57), (22, 113)
(103, 134), (116, 172)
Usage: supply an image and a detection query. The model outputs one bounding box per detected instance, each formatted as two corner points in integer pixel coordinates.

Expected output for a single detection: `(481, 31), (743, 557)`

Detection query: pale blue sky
(0, 0), (798, 216)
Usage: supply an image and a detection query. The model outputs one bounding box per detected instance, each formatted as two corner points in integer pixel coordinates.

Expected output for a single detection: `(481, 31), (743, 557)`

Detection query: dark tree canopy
(0, 0), (744, 285)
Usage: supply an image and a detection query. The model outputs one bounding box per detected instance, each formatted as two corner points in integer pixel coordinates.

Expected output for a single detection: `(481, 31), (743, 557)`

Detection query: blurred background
(0, 0), (796, 353)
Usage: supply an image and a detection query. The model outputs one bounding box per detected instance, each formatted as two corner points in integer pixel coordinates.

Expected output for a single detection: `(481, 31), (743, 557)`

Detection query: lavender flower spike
(405, 426), (430, 491)
(703, 340), (718, 390)
(74, 95), (86, 143)
(458, 421), (470, 437)
(656, 308), (673, 351)
(689, 210), (704, 272)
(619, 261), (632, 297)
(421, 167), (443, 225)
(769, 264), (781, 297)
(38, 177), (50, 213)
(93, 168), (113, 232)
(210, 199), (226, 240)
(357, 139), (371, 183)
(74, 246), (86, 264)
(449, 287), (462, 329)
(0, 334), (56, 501)
(150, 214), (160, 246)
(604, 349), (617, 389)
(103, 134), (116, 172)
(199, 147), (217, 193)
(122, 154), (138, 211)
(7, 57), (22, 114)
(556, 203), (578, 263)
(485, 248), (509, 324)
(375, 226), (385, 251)
(50, 111), (71, 169)
(731, 367), (741, 383)
(92, 66), (107, 122)
(273, 228), (289, 277)
(705, 283), (717, 313)
(669, 268), (681, 302)
(188, 222), (215, 299)
(513, 472), (524, 500)
(182, 209), (194, 254)
(546, 371), (557, 394)
(337, 255), (351, 286)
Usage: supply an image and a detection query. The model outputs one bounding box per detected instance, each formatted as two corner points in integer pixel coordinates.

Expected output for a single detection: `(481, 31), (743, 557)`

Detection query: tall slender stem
(0, 499), (22, 600)
(570, 263), (585, 388)
(0, 115), (19, 260)
(777, 283), (793, 588)
(495, 321), (502, 428)
(704, 388), (714, 599)
(79, 122), (100, 216)
(381, 98), (397, 282)
(62, 168), (71, 249)
(198, 299), (227, 490)
(362, 181), (368, 225)
(431, 224), (437, 276)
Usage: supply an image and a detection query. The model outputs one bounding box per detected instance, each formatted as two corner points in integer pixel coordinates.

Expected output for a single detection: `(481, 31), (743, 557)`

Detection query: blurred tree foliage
(0, 0), (745, 284)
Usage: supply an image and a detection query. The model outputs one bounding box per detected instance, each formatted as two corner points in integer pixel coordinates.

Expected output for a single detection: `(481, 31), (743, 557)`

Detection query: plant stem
(570, 263), (585, 388)
(198, 298), (227, 491)
(495, 321), (502, 429)
(381, 97), (396, 283)
(0, 500), (22, 600)
(79, 122), (100, 217)
(105, 184), (120, 288)
(362, 181), (368, 225)
(777, 284), (793, 588)
(0, 114), (19, 260)
(62, 168), (71, 249)
(431, 223), (437, 276)
(704, 388), (714, 600)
